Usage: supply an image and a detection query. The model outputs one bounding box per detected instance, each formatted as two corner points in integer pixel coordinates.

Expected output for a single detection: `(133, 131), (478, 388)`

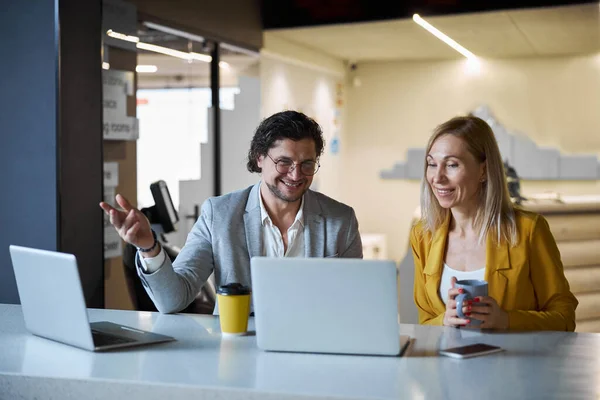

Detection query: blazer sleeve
(137, 198), (216, 314)
(340, 208), (363, 258)
(411, 227), (444, 325)
(508, 215), (578, 331)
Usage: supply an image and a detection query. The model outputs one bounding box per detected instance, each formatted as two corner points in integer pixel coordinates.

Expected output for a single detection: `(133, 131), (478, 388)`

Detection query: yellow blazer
(411, 209), (578, 331)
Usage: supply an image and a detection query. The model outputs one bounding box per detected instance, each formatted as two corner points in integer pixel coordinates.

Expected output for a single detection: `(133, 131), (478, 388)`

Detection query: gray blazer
(138, 182), (363, 314)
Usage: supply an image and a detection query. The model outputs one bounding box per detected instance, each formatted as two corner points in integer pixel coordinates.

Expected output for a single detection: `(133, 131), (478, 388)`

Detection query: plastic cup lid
(217, 282), (251, 295)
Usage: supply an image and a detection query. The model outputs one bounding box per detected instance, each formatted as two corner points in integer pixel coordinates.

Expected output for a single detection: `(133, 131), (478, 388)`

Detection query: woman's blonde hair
(419, 115), (517, 246)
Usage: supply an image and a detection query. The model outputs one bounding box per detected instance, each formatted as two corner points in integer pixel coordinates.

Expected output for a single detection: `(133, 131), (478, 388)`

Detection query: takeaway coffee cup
(217, 283), (251, 336)
(455, 279), (488, 326)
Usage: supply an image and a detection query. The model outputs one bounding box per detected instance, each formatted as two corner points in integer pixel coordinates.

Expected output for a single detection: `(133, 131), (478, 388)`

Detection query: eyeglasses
(266, 154), (320, 176)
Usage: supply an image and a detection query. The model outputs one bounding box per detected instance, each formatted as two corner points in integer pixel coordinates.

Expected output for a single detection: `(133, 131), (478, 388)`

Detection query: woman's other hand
(470, 296), (509, 329)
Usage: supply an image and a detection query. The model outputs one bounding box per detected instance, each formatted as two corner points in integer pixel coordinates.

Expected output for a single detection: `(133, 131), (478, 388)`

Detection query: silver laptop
(250, 257), (410, 356)
(9, 245), (175, 351)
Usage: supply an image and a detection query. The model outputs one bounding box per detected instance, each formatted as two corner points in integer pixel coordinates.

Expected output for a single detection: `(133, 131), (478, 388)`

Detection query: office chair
(121, 180), (216, 314)
(122, 241), (216, 314)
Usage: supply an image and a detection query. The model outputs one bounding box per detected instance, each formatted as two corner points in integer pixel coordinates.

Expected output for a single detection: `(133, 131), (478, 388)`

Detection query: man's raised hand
(99, 194), (154, 249)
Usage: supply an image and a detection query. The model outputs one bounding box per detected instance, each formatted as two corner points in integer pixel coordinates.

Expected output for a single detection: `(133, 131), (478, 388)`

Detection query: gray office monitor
(9, 245), (175, 351)
(250, 257), (410, 356)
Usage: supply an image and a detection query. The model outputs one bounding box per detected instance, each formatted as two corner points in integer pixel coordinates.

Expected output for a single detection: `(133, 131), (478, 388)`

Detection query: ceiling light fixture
(136, 65), (158, 73)
(107, 30), (230, 68)
(412, 14), (477, 60)
(189, 52), (212, 63)
(106, 29), (139, 43)
(136, 42), (192, 60)
(102, 62), (110, 70)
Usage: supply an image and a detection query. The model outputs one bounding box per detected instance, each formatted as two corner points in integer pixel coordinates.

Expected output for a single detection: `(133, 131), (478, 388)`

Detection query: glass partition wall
(135, 24), (259, 211)
(102, 14), (259, 310)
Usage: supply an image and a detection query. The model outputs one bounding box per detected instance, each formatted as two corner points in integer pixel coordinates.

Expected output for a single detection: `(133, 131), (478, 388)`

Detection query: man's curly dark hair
(246, 110), (325, 173)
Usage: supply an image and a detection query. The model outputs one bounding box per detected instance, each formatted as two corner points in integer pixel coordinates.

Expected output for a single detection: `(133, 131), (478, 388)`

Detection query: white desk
(1, 304), (599, 400)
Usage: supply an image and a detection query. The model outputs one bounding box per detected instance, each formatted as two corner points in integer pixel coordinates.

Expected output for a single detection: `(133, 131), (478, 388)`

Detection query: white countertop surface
(1, 304), (599, 400)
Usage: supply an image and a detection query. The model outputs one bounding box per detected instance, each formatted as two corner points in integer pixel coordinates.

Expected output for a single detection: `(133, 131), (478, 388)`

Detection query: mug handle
(455, 293), (471, 319)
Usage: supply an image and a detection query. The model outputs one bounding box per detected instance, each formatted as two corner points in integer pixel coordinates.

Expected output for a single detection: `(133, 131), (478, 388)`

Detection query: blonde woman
(411, 116), (577, 331)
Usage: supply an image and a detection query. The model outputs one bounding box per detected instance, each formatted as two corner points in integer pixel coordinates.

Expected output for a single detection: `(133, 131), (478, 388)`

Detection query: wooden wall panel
(564, 266), (600, 294)
(576, 319), (600, 333)
(574, 292), (600, 321)
(526, 199), (600, 333)
(59, 0), (104, 308)
(545, 214), (600, 242)
(558, 240), (600, 268)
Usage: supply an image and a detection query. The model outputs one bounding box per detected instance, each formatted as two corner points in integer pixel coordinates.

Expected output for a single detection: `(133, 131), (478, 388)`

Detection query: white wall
(341, 54), (600, 263)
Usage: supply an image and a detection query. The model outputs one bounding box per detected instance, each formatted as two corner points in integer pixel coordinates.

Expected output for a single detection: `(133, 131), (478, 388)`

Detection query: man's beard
(266, 180), (308, 203)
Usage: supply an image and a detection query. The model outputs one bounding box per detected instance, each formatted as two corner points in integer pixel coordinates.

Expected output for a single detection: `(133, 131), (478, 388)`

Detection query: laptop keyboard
(92, 329), (137, 347)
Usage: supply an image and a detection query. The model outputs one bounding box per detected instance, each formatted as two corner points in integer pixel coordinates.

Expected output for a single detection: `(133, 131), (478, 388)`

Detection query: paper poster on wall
(102, 170), (122, 259)
(103, 69), (138, 141)
(103, 161), (119, 188)
(103, 203), (123, 258)
(104, 225), (123, 259)
(332, 85), (343, 156)
(330, 136), (340, 155)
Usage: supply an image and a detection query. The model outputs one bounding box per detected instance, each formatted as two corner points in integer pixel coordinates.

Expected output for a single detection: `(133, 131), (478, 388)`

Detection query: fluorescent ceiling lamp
(136, 42), (192, 60)
(143, 21), (260, 58)
(108, 30), (231, 67)
(106, 29), (139, 43)
(412, 14), (477, 60)
(219, 61), (230, 69)
(189, 52), (212, 62)
(136, 65), (158, 73)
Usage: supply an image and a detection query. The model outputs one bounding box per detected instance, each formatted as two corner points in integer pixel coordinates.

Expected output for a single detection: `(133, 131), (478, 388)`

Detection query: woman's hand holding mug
(443, 276), (472, 327)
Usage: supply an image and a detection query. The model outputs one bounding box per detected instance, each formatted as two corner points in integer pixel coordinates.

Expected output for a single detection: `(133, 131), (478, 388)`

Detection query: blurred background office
(1, 0), (599, 330)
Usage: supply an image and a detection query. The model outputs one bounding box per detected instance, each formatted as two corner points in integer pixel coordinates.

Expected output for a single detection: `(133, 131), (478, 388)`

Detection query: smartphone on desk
(439, 343), (504, 359)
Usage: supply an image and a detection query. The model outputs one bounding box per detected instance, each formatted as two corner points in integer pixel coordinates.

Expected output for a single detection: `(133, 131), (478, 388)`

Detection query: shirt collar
(258, 188), (305, 228)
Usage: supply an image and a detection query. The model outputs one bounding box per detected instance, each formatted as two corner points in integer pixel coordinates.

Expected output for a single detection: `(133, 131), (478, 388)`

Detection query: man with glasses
(100, 110), (362, 314)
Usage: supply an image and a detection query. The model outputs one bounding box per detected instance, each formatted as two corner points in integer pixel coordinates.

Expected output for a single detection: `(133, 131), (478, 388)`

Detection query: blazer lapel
(303, 190), (324, 257)
(244, 183), (263, 259)
(484, 234), (511, 308)
(424, 214), (450, 312)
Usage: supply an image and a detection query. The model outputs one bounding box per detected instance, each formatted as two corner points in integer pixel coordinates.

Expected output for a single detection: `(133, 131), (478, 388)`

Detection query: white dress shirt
(439, 263), (485, 305)
(258, 191), (305, 258)
(140, 189), (306, 273)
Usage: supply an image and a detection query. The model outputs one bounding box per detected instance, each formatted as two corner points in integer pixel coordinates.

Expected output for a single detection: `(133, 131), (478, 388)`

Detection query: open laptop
(250, 257), (410, 356)
(9, 245), (175, 351)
